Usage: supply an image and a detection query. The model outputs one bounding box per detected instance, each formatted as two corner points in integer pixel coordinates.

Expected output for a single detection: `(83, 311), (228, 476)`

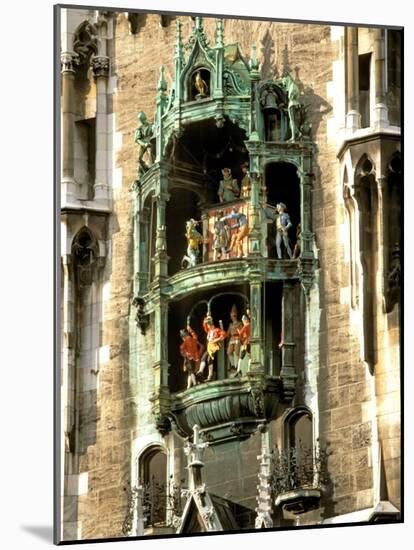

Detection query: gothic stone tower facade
(59, 7), (402, 541)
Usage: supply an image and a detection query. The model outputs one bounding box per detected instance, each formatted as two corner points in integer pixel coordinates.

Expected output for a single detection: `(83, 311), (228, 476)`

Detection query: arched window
(343, 167), (359, 309)
(72, 21), (98, 200)
(284, 407), (313, 450)
(139, 446), (168, 527)
(265, 162), (301, 259)
(140, 446), (167, 486)
(71, 227), (99, 288)
(384, 152), (402, 312)
(279, 407), (315, 492)
(354, 154), (378, 372)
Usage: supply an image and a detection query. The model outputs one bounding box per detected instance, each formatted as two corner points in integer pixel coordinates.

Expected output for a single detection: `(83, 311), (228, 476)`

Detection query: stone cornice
(337, 127), (401, 160)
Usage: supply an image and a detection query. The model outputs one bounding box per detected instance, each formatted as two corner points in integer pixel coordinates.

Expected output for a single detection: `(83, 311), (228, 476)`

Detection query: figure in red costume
(198, 314), (226, 382)
(179, 325), (204, 389)
(234, 314), (251, 377)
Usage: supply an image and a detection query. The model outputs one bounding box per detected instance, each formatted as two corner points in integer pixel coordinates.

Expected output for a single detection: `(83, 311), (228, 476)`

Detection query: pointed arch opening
(264, 162), (301, 259)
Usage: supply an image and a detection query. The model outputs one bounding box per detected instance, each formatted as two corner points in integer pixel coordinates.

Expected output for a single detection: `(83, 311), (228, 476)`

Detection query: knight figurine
(235, 313), (250, 376)
(135, 111), (154, 175)
(240, 162), (251, 198)
(278, 73), (301, 142)
(213, 211), (229, 261)
(198, 315), (226, 382)
(226, 304), (243, 373)
(182, 219), (203, 269)
(221, 207), (249, 258)
(275, 202), (293, 259)
(218, 167), (240, 203)
(179, 324), (204, 389)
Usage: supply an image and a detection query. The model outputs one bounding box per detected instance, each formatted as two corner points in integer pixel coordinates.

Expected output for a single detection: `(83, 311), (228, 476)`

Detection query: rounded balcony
(170, 375), (281, 445)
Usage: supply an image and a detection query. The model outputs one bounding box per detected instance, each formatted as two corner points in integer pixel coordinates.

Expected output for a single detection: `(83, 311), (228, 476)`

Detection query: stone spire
(157, 65), (167, 93)
(175, 19), (183, 61)
(191, 16), (209, 49)
(250, 44), (260, 73)
(184, 424), (209, 491)
(255, 424), (274, 529)
(215, 18), (224, 48)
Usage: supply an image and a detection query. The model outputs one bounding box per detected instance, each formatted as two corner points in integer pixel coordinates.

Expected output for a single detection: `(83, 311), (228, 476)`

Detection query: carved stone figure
(179, 325), (204, 389)
(213, 212), (229, 261)
(135, 111), (154, 175)
(194, 70), (209, 98)
(221, 207), (248, 258)
(198, 315), (226, 382)
(279, 73), (301, 142)
(182, 219), (203, 269)
(225, 305), (243, 373)
(275, 202), (293, 259)
(240, 162), (251, 198)
(218, 168), (239, 203)
(132, 296), (149, 335)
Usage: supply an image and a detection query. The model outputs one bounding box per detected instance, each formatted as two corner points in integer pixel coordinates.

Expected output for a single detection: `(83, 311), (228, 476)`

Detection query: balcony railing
(122, 477), (185, 534)
(272, 444), (329, 515)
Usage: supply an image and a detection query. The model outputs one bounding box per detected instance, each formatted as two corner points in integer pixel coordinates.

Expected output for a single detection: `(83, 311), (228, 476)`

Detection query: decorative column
(249, 45), (261, 142)
(280, 281), (297, 402)
(155, 66), (168, 162)
(184, 425), (208, 491)
(61, 52), (78, 201)
(151, 287), (171, 437)
(249, 275), (263, 374)
(255, 424), (274, 529)
(91, 54), (110, 204)
(61, 254), (76, 450)
(153, 189), (169, 280)
(299, 171), (314, 259)
(345, 27), (361, 131)
(213, 19), (224, 99)
(374, 28), (389, 128)
(132, 188), (148, 295)
(151, 166), (171, 435)
(201, 212), (209, 263)
(248, 170), (262, 256)
(135, 206), (150, 294)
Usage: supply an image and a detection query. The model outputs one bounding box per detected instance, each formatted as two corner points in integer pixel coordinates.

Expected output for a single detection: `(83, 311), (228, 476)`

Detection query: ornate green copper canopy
(131, 17), (317, 444)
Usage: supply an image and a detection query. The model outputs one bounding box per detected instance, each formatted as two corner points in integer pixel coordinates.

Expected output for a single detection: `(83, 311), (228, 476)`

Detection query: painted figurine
(198, 315), (226, 382)
(235, 314), (251, 376)
(218, 168), (240, 203)
(194, 70), (208, 98)
(240, 162), (251, 198)
(135, 111), (154, 174)
(182, 218), (203, 269)
(275, 202), (293, 259)
(179, 325), (204, 389)
(221, 207), (249, 258)
(226, 304), (243, 373)
(213, 213), (229, 261)
(279, 73), (301, 142)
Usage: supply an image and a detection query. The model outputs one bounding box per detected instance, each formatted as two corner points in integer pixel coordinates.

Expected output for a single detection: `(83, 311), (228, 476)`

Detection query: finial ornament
(175, 19), (183, 59)
(184, 425), (209, 489)
(157, 65), (167, 92)
(216, 18), (224, 48)
(250, 44), (259, 71)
